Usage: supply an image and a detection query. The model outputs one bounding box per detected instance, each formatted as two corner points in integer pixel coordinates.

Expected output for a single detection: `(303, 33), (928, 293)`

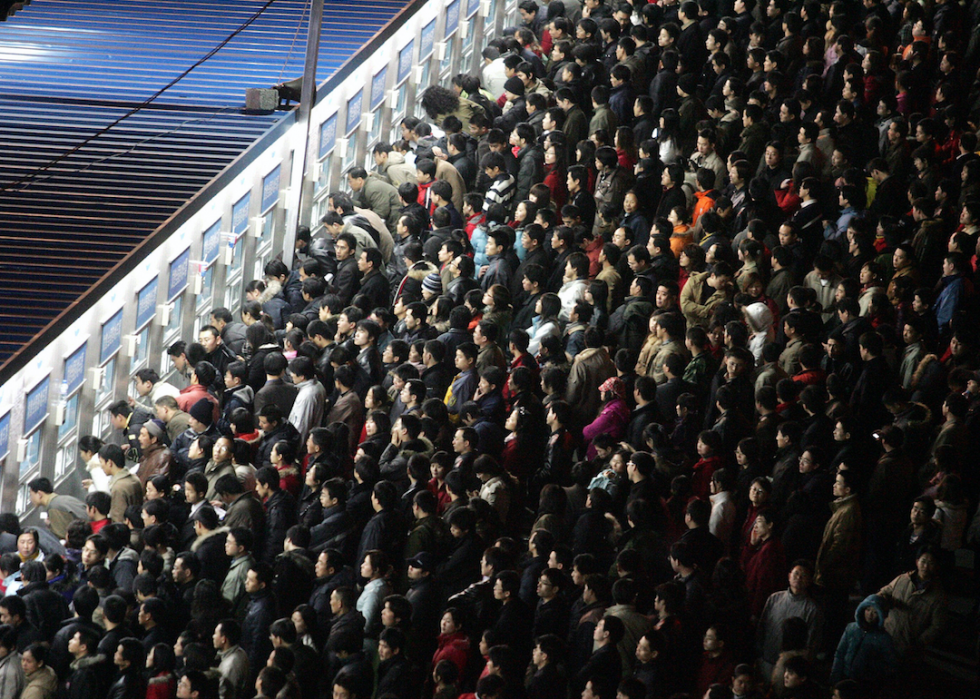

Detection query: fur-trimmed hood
(191, 526), (230, 552)
(408, 261), (439, 281)
(259, 278), (283, 304)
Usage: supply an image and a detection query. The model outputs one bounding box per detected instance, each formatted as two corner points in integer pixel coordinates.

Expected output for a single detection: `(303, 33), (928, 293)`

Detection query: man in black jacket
(572, 615), (624, 699)
(15, 560), (69, 641)
(242, 562), (277, 686)
(376, 627), (415, 699)
(332, 233), (361, 307)
(490, 569), (533, 663)
(355, 481), (406, 573)
(357, 248), (391, 311)
(308, 549), (356, 647)
(255, 467), (298, 565)
(66, 626), (106, 699)
(527, 634), (567, 699)
(190, 506), (230, 584)
(48, 586), (103, 683)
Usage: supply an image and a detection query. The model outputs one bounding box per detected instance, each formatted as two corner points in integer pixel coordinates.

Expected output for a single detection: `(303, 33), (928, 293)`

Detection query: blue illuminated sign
(64, 343), (87, 395)
(24, 376), (50, 434)
(100, 308), (123, 364)
(262, 165), (281, 211)
(168, 247), (190, 302)
(202, 220), (221, 266)
(136, 276), (159, 330)
(346, 91), (363, 135)
(397, 40), (414, 84)
(420, 19), (436, 60)
(371, 66), (388, 110)
(446, 0), (461, 36)
(232, 193), (250, 236)
(319, 114), (337, 157)
(0, 412), (9, 460)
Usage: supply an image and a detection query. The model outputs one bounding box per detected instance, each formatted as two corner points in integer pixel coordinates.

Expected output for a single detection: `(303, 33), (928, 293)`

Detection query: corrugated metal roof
(0, 0), (403, 362)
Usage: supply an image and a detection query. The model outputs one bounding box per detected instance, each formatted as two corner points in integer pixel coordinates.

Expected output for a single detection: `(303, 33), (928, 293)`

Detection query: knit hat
(599, 377), (626, 401)
(189, 398), (213, 427)
(144, 418), (167, 442)
(504, 76), (525, 97)
(677, 74), (697, 97)
(422, 272), (442, 295)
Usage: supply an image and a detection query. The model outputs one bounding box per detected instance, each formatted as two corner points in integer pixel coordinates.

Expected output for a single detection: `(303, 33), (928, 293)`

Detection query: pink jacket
(582, 398), (630, 458)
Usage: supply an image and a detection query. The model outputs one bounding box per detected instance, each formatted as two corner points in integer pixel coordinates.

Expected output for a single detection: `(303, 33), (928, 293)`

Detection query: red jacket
(691, 456), (723, 500)
(695, 650), (736, 697)
(176, 383), (218, 419)
(432, 631), (470, 674)
(740, 536), (787, 616)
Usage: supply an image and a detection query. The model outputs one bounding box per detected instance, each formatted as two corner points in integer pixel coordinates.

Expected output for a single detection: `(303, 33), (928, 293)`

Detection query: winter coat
(815, 494), (863, 591)
(582, 398), (631, 458)
(66, 654), (104, 699)
(878, 572), (947, 656)
(222, 554), (254, 620)
(830, 595), (898, 684)
(515, 144), (545, 203)
(21, 666), (57, 699)
(355, 509), (406, 570)
(242, 590), (276, 679)
(192, 526), (231, 584)
(0, 653), (24, 699)
(432, 631), (470, 675)
(740, 537), (786, 617)
(680, 271), (729, 327)
(17, 580), (70, 641)
(353, 174), (402, 232)
(106, 668), (145, 699)
(376, 151), (416, 187)
(565, 348), (617, 428)
(261, 490), (298, 564)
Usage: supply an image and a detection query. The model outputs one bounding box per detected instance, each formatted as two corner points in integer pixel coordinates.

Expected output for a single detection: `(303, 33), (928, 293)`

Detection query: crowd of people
(3, 1), (980, 699)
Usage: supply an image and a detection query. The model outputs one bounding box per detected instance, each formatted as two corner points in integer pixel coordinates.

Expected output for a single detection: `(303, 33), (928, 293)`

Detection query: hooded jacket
(830, 595), (898, 684)
(191, 526), (231, 584)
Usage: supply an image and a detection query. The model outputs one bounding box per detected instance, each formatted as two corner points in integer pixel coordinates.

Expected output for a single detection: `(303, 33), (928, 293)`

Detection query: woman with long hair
(656, 109), (683, 165)
(679, 244), (707, 291)
(575, 140), (597, 191)
(527, 293), (562, 355)
(357, 549), (392, 640)
(501, 406), (546, 485)
(145, 643), (177, 699)
(363, 411), (392, 453)
(584, 279), (610, 329)
(429, 296), (455, 333)
(244, 322), (280, 391)
(615, 126), (637, 170)
(482, 285), (513, 332)
(543, 141), (568, 210)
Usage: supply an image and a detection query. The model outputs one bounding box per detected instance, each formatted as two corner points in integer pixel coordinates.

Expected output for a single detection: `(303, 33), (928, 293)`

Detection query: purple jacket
(582, 398), (631, 458)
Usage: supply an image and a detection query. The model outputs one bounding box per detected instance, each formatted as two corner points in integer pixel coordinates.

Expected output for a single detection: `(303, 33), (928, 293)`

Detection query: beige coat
(878, 572), (947, 656)
(108, 469), (143, 523)
(21, 666), (57, 699)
